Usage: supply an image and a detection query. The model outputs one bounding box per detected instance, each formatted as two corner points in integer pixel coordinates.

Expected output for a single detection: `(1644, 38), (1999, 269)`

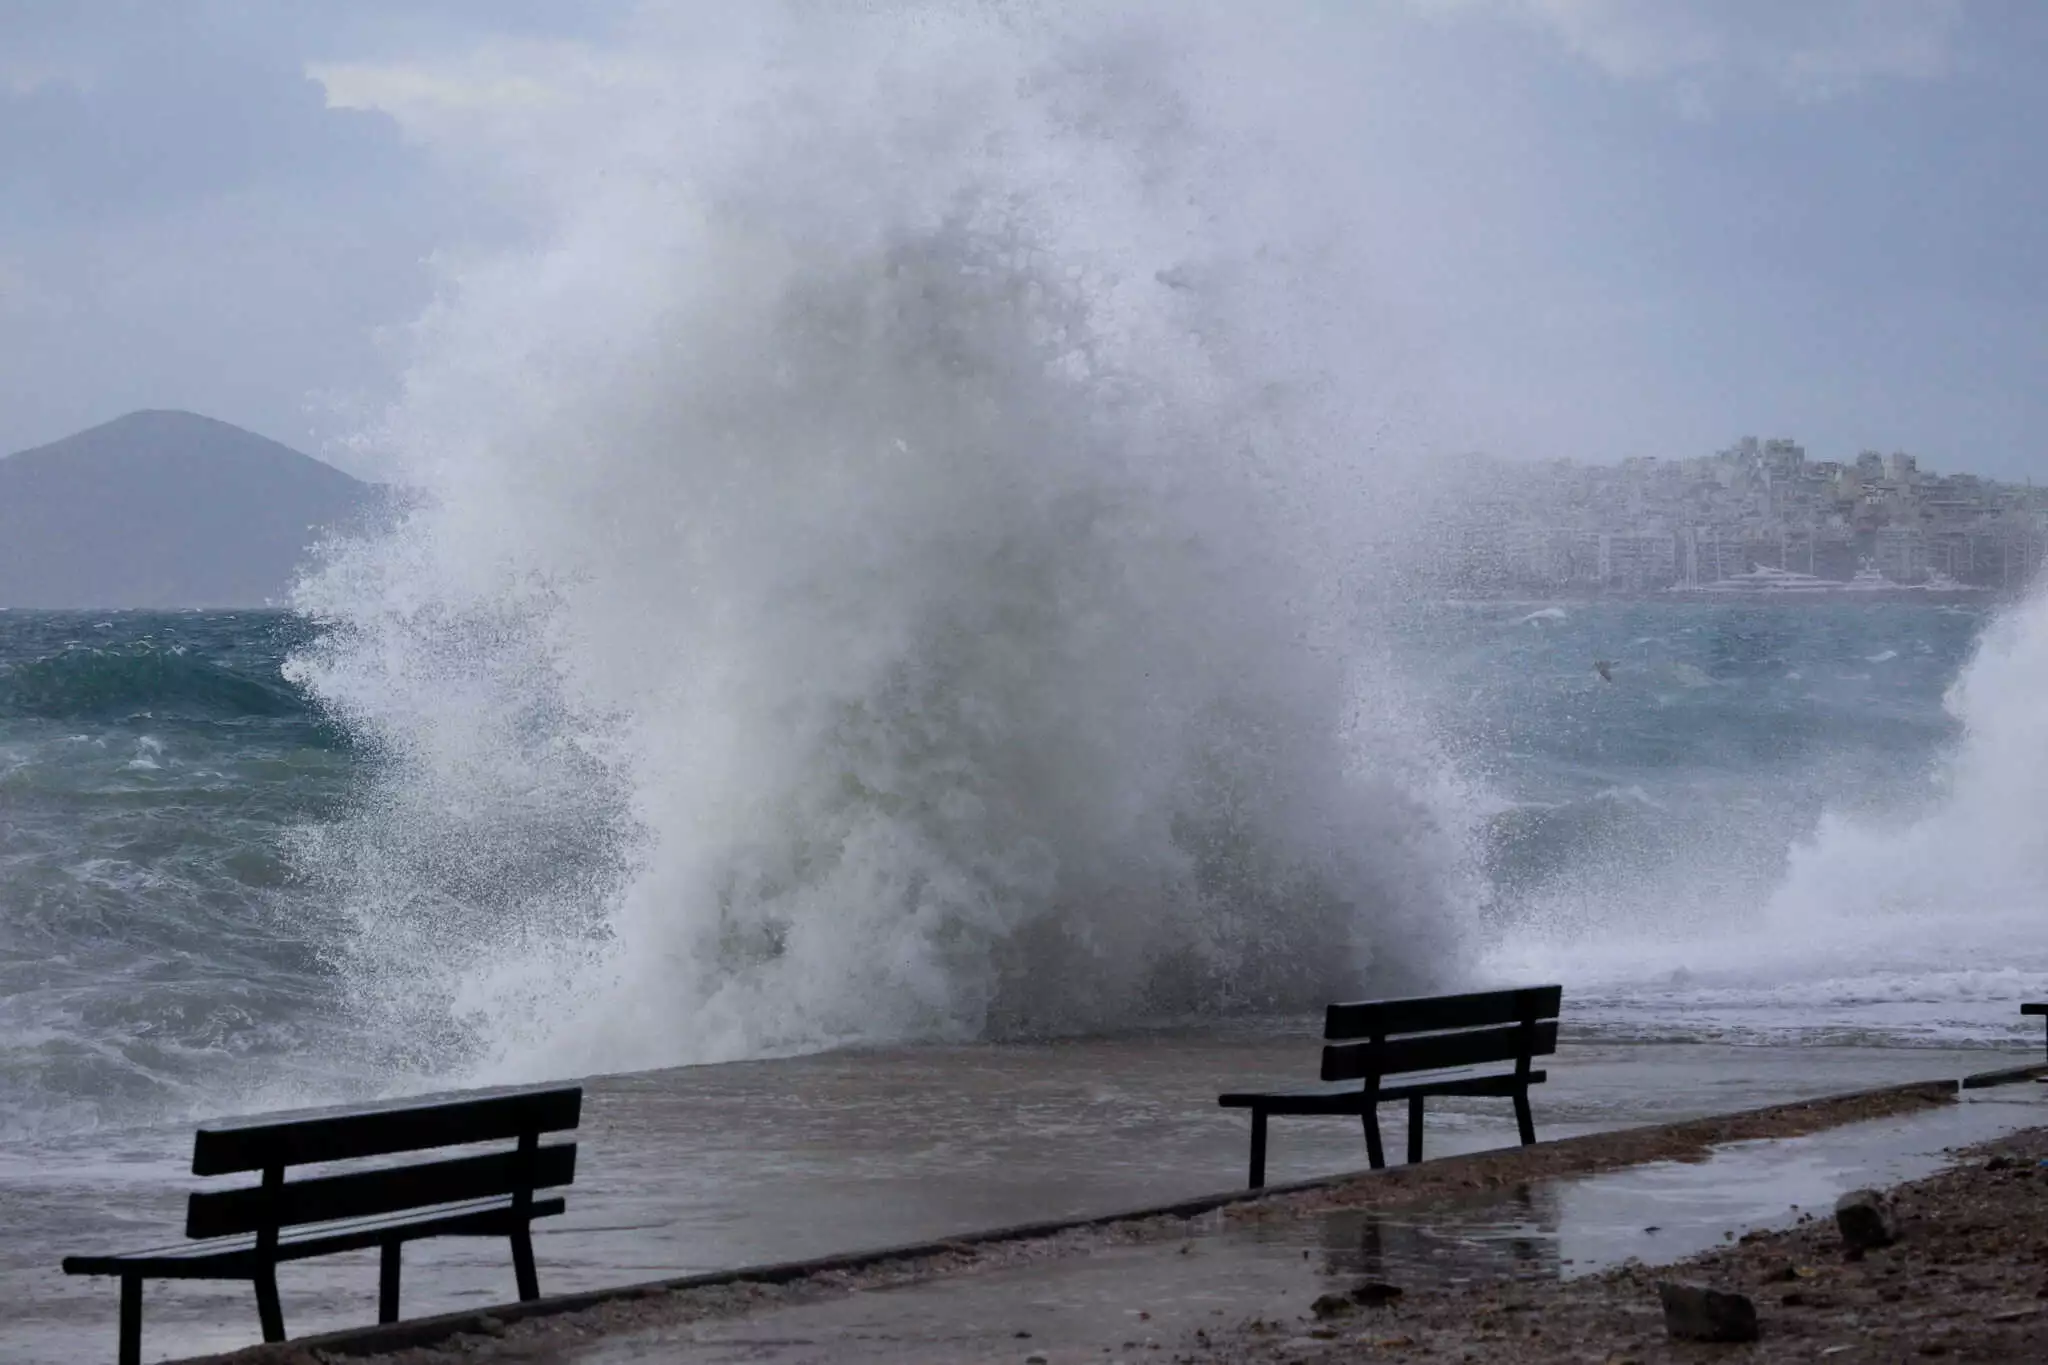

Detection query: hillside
(0, 411), (380, 609)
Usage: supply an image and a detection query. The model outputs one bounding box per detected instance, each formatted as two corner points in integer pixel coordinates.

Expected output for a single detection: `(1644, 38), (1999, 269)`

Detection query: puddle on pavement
(1230, 1084), (2048, 1289)
(568, 1087), (2048, 1365)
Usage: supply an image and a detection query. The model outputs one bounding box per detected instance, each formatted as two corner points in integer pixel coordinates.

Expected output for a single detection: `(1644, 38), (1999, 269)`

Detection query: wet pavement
(0, 1033), (2034, 1362)
(560, 1085), (2048, 1364)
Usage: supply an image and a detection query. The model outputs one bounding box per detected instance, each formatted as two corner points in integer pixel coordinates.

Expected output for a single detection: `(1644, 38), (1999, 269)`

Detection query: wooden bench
(1218, 985), (1561, 1189)
(63, 1084), (581, 1365)
(2025, 1003), (2047, 1058)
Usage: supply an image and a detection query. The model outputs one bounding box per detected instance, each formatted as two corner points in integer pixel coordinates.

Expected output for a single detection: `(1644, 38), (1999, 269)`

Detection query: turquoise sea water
(0, 613), (363, 1137)
(1412, 599), (1978, 921)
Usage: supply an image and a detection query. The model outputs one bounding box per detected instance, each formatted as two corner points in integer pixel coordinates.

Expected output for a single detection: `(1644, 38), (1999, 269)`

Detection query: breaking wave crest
(1481, 586), (2048, 1043)
(287, 4), (1481, 1087)
(0, 644), (309, 722)
(1765, 585), (2048, 948)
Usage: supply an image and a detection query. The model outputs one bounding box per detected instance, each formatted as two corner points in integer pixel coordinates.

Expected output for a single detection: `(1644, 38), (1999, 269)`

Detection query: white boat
(1680, 565), (1841, 595)
(1837, 564), (1895, 593)
(1919, 569), (1984, 594)
(1672, 559), (1987, 597)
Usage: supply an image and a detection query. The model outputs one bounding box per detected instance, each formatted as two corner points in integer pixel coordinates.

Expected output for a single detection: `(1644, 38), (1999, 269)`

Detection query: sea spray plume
(1769, 582), (2048, 933)
(1630, 587), (2048, 1014)
(1479, 585), (2048, 1031)
(289, 2), (1480, 1087)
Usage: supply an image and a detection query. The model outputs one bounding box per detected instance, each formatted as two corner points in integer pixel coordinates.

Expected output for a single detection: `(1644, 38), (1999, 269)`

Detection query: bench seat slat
(193, 1086), (582, 1175)
(186, 1142), (576, 1239)
(1321, 1020), (1558, 1082)
(65, 1196), (566, 1279)
(1325, 985), (1562, 1039)
(1220, 1068), (1547, 1113)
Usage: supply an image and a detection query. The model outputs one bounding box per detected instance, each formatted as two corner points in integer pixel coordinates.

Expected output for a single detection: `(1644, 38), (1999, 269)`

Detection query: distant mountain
(0, 410), (382, 609)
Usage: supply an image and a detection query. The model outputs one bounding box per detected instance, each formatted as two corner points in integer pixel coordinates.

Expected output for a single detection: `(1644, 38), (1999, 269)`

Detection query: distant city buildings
(1410, 437), (2047, 595)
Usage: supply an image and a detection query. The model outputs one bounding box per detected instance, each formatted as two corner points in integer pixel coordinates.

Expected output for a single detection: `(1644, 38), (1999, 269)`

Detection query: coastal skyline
(1415, 433), (2048, 592)
(9, 406), (2044, 601)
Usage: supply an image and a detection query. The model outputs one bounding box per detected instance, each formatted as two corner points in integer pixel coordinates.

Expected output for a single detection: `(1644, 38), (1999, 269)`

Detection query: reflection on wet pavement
(565, 1087), (2048, 1365)
(1267, 1084), (2048, 1290)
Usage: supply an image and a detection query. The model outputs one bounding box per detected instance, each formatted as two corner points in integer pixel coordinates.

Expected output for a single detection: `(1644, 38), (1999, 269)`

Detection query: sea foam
(288, 3), (1482, 1087)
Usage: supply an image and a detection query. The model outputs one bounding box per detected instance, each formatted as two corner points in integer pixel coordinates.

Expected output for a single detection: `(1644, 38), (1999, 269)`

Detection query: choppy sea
(2, 600), (2041, 1147)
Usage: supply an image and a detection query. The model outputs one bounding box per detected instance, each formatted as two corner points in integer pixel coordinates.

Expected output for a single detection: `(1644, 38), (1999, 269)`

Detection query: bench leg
(1513, 1087), (1537, 1146)
(118, 1274), (142, 1365)
(254, 1265), (285, 1344)
(1362, 1105), (1385, 1170)
(1407, 1095), (1425, 1164)
(380, 1242), (402, 1325)
(1248, 1110), (1269, 1189)
(511, 1225), (540, 1302)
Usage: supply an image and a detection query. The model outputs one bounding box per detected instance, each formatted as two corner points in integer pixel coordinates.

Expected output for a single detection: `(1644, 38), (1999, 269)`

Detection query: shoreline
(1201, 1112), (2048, 1363)
(178, 1077), (1963, 1364)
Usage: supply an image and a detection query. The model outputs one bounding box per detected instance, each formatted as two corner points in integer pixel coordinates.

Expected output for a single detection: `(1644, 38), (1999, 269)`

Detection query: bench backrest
(1319, 985), (1561, 1085)
(184, 1085), (581, 1241)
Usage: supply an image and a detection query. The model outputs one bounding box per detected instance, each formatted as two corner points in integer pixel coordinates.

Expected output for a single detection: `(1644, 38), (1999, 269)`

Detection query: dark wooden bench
(1218, 985), (1561, 1188)
(2025, 1003), (2047, 1057)
(63, 1084), (581, 1365)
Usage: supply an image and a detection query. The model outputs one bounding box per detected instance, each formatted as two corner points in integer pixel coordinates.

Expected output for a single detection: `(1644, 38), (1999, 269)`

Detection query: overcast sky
(2, 1), (2044, 479)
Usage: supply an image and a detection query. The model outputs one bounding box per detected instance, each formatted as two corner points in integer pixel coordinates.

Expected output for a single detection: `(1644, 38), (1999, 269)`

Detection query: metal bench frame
(63, 1085), (581, 1365)
(1219, 985), (1562, 1188)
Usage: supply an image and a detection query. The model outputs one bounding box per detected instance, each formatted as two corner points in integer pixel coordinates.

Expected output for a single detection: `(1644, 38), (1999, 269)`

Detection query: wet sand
(176, 1077), (2048, 1364)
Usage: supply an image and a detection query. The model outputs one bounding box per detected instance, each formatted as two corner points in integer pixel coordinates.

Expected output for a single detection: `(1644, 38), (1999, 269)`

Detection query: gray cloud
(1422, 0), (1966, 110)
(1, 59), (401, 226)
(0, 2), (629, 464)
(0, 1), (2042, 480)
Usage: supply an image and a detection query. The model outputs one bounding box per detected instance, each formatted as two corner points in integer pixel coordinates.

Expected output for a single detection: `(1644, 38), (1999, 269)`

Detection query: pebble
(1837, 1188), (1898, 1250)
(1657, 1281), (1760, 1343)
